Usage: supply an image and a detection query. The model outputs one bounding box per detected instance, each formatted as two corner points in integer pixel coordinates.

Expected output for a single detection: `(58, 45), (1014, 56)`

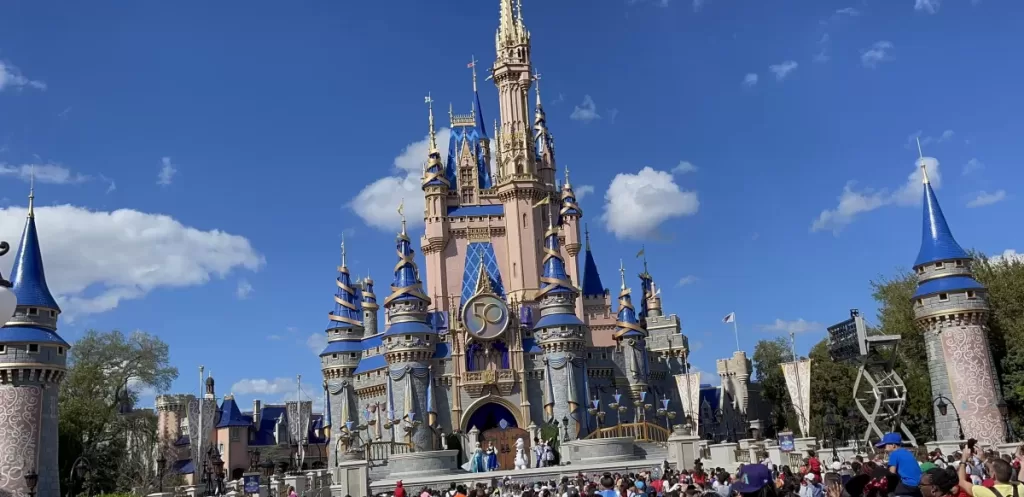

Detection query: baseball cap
(804, 474), (817, 482)
(732, 464), (773, 494)
(875, 432), (903, 448)
(831, 461), (842, 471)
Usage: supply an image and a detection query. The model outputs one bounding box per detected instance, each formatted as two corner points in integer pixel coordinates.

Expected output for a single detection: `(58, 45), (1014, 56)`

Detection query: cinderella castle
(316, 0), (692, 468)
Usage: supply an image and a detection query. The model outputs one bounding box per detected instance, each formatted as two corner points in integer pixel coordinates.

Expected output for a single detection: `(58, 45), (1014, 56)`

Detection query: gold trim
(0, 362), (67, 371)
(536, 226), (576, 298)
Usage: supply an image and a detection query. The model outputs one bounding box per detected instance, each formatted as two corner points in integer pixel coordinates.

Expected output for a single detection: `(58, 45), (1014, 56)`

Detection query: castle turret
(533, 71), (556, 188)
(361, 276), (380, 335)
(493, 0), (549, 301)
(0, 183), (67, 497)
(560, 166), (583, 318)
(716, 351), (751, 415)
(382, 212), (436, 451)
(910, 154), (1005, 444)
(533, 211), (587, 437)
(613, 262), (649, 405)
(319, 238), (364, 465)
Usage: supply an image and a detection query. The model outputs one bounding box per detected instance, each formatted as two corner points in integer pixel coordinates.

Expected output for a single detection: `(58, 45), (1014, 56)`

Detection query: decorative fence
(582, 422), (671, 444)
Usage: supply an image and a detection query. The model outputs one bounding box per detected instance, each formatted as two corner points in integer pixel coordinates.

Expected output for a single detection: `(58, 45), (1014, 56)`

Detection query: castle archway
(461, 395), (524, 433)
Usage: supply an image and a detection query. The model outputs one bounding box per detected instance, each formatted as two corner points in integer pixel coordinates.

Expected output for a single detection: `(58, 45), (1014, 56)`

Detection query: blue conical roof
(537, 225), (575, 298)
(10, 211), (59, 311)
(474, 90), (489, 139)
(613, 274), (646, 340)
(580, 231), (606, 297)
(914, 180), (969, 267)
(216, 397), (250, 428)
(385, 231), (430, 305)
(327, 262), (362, 330)
(362, 277), (379, 310)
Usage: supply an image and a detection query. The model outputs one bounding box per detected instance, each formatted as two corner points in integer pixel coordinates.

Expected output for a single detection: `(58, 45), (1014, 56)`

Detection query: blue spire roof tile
(10, 214), (60, 311)
(216, 397), (251, 428)
(581, 246), (606, 297)
(915, 181), (970, 267)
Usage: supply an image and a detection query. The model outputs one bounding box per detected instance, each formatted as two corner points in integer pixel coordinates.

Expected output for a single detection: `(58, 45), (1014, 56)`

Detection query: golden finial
(516, 0), (524, 23)
(619, 259), (627, 290)
(425, 92), (437, 152)
(340, 233), (347, 269)
(27, 164), (35, 218)
(469, 55), (478, 93)
(398, 199), (407, 235)
(564, 164), (571, 189)
(585, 224), (591, 250)
(916, 136), (930, 185)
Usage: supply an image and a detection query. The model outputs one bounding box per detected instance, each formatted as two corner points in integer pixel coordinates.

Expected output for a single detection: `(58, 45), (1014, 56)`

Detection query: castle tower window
(955, 260), (964, 267)
(934, 262), (944, 269)
(350, 353), (358, 359)
(967, 290), (977, 299)
(938, 293), (949, 302)
(0, 345), (5, 354)
(28, 344), (39, 353)
(58, 347), (64, 355)
(28, 307), (37, 316)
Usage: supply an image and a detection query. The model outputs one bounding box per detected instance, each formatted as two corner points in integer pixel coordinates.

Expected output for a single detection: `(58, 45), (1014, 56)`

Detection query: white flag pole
(733, 314), (740, 352)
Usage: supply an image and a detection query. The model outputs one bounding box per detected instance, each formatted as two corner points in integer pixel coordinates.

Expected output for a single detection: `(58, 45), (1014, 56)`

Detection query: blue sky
(1, 0), (1022, 409)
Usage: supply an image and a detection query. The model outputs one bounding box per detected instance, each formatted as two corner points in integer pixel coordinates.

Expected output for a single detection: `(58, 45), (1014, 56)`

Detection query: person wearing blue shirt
(877, 432), (922, 496)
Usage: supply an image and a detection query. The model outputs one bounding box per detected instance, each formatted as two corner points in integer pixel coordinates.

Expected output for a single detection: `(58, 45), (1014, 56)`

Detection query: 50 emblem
(462, 294), (510, 340)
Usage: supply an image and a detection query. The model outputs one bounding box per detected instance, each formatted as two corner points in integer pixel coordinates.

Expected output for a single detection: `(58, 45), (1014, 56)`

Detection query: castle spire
(422, 95), (449, 189)
(426, 93), (437, 152)
(535, 218), (576, 300)
(8, 180), (59, 312)
(913, 152), (968, 267)
(560, 164), (581, 219)
(580, 225), (606, 297)
(28, 166), (35, 218)
(613, 261), (646, 340)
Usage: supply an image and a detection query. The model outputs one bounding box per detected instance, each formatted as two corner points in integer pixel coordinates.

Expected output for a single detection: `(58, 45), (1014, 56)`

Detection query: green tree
(807, 339), (859, 440)
(59, 330), (178, 496)
(752, 337), (795, 436)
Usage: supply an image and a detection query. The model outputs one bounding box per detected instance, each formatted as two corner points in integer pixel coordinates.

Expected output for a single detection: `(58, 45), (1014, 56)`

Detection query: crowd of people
(372, 432), (1024, 497)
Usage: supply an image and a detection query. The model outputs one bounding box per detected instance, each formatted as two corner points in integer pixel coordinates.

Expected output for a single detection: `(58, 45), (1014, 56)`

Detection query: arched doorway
(465, 402), (518, 433)
(463, 400), (529, 471)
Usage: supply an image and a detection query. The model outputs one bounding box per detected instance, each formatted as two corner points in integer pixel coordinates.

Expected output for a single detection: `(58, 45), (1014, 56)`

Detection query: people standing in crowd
(957, 447), (1024, 497)
(877, 432), (922, 497)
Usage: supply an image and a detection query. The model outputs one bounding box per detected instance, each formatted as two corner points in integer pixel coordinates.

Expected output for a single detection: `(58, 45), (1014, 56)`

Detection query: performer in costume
(533, 438), (543, 468)
(486, 443), (499, 471)
(468, 441), (486, 473)
(514, 437), (528, 470)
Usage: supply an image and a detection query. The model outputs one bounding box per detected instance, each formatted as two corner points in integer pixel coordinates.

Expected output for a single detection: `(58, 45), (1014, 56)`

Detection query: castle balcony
(462, 369), (516, 397)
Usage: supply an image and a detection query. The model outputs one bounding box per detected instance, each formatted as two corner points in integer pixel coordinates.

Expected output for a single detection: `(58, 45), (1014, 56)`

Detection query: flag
(723, 312), (735, 324)
(636, 247), (645, 258)
(467, 61), (475, 68)
(532, 196), (550, 208)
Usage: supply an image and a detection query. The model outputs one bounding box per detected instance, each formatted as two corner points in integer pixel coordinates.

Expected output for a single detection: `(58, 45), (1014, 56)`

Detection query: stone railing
(365, 440), (412, 464)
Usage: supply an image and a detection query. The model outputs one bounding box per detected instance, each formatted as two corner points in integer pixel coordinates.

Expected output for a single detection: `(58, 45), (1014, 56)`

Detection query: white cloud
(861, 41), (893, 68)
(350, 128), (451, 232)
(672, 161), (698, 174)
(306, 333), (327, 356)
(98, 174), (116, 194)
(992, 249), (1024, 264)
(769, 61), (799, 81)
(601, 166), (699, 240)
(230, 377), (325, 412)
(915, 0), (940, 13)
(157, 157), (177, 186)
(0, 60), (46, 92)
(966, 190), (1006, 208)
(835, 7), (860, 16)
(236, 279), (254, 299)
(676, 275), (698, 286)
(811, 156), (941, 234)
(760, 318), (824, 334)
(963, 158), (983, 175)
(0, 163), (89, 184)
(570, 95), (601, 123)
(815, 34), (832, 63)
(742, 73), (759, 87)
(907, 129), (955, 150)
(0, 205), (265, 317)
(574, 185), (595, 201)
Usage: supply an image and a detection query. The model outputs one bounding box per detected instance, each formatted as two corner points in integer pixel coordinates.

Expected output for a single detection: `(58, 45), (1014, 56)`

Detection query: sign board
(827, 312), (867, 362)
(243, 473), (261, 494)
(778, 432), (795, 453)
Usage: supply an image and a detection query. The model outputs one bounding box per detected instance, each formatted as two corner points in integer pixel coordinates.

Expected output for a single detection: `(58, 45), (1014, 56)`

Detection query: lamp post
(587, 398), (606, 431)
(68, 456), (91, 497)
(633, 391), (652, 424)
(211, 449), (225, 496)
(24, 470), (38, 497)
(248, 448), (261, 472)
(561, 415), (570, 442)
(932, 395), (965, 441)
(157, 453), (167, 493)
(845, 409), (862, 452)
(261, 460), (275, 497)
(608, 391), (628, 430)
(998, 401), (1017, 443)
(656, 396), (677, 432)
(824, 405), (840, 463)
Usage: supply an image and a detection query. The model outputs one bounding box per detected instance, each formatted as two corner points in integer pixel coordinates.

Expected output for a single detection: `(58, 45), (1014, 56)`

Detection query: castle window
(934, 262), (944, 269)
(587, 353), (593, 359)
(350, 353), (358, 359)
(28, 344), (39, 353)
(938, 293), (949, 302)
(522, 213), (527, 228)
(0, 345), (5, 354)
(28, 308), (38, 316)
(332, 354), (338, 359)
(49, 310), (56, 318)
(955, 260), (964, 268)
(230, 427), (240, 442)
(405, 335), (411, 340)
(967, 290), (977, 299)
(57, 347), (64, 355)
(513, 263), (517, 278)
(917, 299), (923, 306)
